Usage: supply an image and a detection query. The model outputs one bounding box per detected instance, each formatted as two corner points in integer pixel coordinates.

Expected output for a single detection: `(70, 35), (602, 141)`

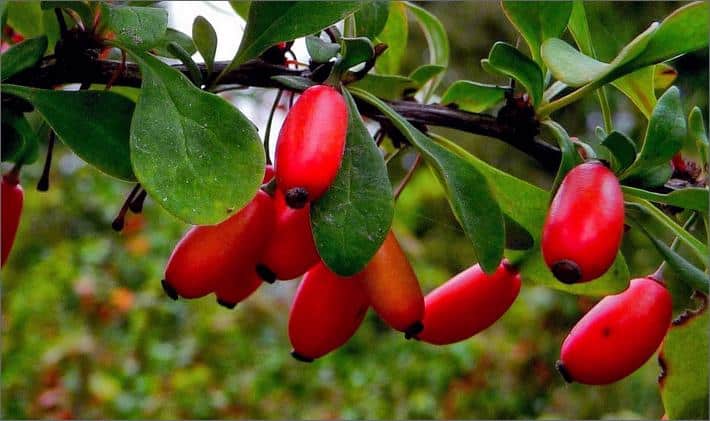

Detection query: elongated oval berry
(542, 161), (624, 284)
(360, 231), (424, 336)
(256, 191), (319, 282)
(274, 85), (347, 208)
(416, 261), (521, 345)
(2, 171), (23, 267)
(556, 276), (672, 385)
(163, 190), (274, 300)
(288, 262), (369, 362)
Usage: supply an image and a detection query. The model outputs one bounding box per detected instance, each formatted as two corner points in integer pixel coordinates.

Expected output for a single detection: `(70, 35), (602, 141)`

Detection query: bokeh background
(2, 2), (707, 419)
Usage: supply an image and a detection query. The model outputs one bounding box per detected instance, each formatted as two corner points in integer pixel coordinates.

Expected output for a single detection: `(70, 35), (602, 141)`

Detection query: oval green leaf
(622, 185), (708, 215)
(406, 2), (449, 100)
(601, 131), (637, 172)
(305, 35), (340, 63)
(1, 84), (136, 180)
(118, 43), (264, 224)
(374, 1), (408, 75)
(192, 16), (218, 75)
(482, 42), (543, 106)
(439, 80), (505, 113)
(101, 4), (168, 49)
(311, 88), (394, 276)
(354, 0), (389, 39)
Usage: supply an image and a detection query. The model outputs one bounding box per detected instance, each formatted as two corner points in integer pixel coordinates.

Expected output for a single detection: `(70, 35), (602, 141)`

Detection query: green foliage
(440, 81), (505, 113)
(119, 43), (264, 225)
(352, 88), (505, 274)
(311, 89), (394, 276)
(501, 0), (572, 69)
(349, 74), (415, 100)
(374, 1), (407, 75)
(482, 42), (543, 106)
(0, 35), (47, 81)
(100, 4), (168, 49)
(151, 28), (197, 59)
(192, 16), (217, 76)
(305, 35), (340, 63)
(2, 84), (136, 181)
(354, 0), (389, 39)
(1, 106), (40, 164)
(221, 1), (362, 77)
(406, 2), (449, 100)
(660, 304), (709, 419)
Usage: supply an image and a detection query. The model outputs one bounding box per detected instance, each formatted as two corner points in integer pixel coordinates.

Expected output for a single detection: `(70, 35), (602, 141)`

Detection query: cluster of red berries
(543, 161), (672, 385)
(160, 84), (523, 362)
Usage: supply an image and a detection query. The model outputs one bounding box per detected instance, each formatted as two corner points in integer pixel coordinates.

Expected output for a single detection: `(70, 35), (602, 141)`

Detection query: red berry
(163, 190), (274, 300)
(2, 172), (23, 267)
(556, 276), (672, 385)
(416, 261), (521, 345)
(256, 190), (319, 282)
(360, 231), (424, 336)
(288, 262), (369, 361)
(274, 85), (347, 208)
(214, 269), (262, 309)
(542, 161), (624, 283)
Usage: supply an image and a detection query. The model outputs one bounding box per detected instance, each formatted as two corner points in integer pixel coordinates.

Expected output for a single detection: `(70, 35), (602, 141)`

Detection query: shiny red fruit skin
(542, 161), (624, 283)
(274, 85), (347, 207)
(360, 231), (424, 334)
(257, 191), (319, 281)
(288, 262), (369, 361)
(214, 269), (262, 308)
(1, 173), (23, 267)
(164, 190), (274, 299)
(417, 261), (521, 345)
(558, 277), (672, 385)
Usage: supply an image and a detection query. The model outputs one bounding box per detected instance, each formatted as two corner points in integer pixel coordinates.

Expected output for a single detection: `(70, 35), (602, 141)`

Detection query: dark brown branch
(7, 58), (561, 171)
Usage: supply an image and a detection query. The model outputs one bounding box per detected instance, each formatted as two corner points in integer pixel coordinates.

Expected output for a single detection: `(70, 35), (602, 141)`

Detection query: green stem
(654, 212), (698, 279)
(537, 81), (600, 117)
(597, 86), (614, 133)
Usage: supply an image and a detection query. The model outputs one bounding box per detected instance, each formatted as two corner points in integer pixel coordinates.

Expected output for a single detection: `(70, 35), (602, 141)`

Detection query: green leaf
(482, 42), (543, 106)
(623, 87), (685, 179)
(654, 63), (677, 91)
(688, 106), (708, 167)
(623, 186), (708, 218)
(406, 2), (448, 100)
(118, 43), (264, 224)
(305, 35), (340, 63)
(624, 1), (709, 70)
(271, 75), (316, 91)
(338, 36), (374, 70)
(351, 87), (505, 274)
(374, 1), (407, 75)
(102, 4), (168, 49)
(2, 85), (136, 180)
(501, 0), (572, 69)
(229, 1), (250, 20)
(601, 131), (637, 172)
(40, 1), (93, 28)
(660, 304), (709, 419)
(625, 198), (708, 263)
(6, 1), (43, 38)
(166, 42), (202, 86)
(349, 74), (415, 100)
(567, 0), (594, 57)
(408, 64), (445, 89)
(628, 162), (674, 189)
(611, 66), (656, 119)
(311, 89), (394, 276)
(439, 81), (505, 113)
(221, 1), (361, 78)
(354, 0), (389, 39)
(543, 120), (582, 195)
(192, 16), (217, 76)
(151, 28), (197, 59)
(436, 134), (629, 296)
(626, 213), (708, 292)
(0, 35), (47, 81)
(1, 106), (39, 164)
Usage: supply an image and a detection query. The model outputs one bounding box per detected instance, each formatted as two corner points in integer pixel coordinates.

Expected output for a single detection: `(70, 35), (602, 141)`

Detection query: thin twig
(264, 89), (284, 165)
(394, 153), (422, 200)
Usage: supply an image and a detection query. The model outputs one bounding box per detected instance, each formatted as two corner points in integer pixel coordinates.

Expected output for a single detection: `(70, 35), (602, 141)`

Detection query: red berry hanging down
(256, 190), (320, 282)
(274, 85), (347, 209)
(214, 269), (263, 309)
(542, 161), (624, 284)
(556, 276), (672, 385)
(162, 190), (275, 303)
(288, 262), (369, 362)
(416, 260), (521, 345)
(2, 171), (24, 267)
(360, 231), (424, 337)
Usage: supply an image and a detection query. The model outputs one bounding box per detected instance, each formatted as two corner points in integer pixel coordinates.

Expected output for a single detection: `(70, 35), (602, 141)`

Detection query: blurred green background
(2, 2), (707, 419)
